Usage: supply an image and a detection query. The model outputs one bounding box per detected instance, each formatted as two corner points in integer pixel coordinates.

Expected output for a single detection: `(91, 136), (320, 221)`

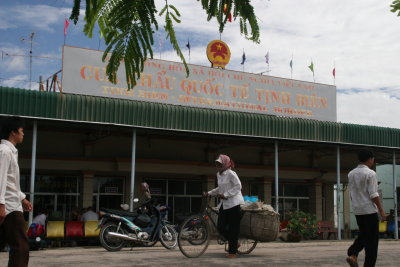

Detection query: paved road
(1, 240), (399, 266)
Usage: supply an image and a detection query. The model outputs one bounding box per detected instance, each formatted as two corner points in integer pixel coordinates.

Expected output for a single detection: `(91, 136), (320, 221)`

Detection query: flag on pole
(308, 60), (314, 73)
(290, 59), (293, 69)
(241, 51), (246, 65)
(265, 52), (269, 64)
(332, 67), (336, 77)
(186, 39), (191, 56)
(64, 19), (70, 36)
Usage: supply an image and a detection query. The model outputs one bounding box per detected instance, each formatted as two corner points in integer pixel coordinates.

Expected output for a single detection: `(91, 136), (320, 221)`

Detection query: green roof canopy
(1, 86), (399, 148)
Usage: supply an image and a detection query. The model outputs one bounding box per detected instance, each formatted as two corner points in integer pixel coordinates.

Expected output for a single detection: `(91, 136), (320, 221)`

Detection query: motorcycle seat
(101, 208), (139, 217)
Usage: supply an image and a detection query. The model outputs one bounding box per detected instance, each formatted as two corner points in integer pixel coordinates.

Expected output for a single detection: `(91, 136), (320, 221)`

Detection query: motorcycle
(98, 198), (177, 251)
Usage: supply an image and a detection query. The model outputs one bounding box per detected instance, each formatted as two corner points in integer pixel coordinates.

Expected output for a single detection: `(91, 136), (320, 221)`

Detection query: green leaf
(170, 12), (181, 23)
(70, 0), (261, 90)
(159, 5), (168, 16)
(168, 4), (181, 17)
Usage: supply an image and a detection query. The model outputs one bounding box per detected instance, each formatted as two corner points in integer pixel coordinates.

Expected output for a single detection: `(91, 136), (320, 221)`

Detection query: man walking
(0, 117), (32, 267)
(346, 150), (386, 267)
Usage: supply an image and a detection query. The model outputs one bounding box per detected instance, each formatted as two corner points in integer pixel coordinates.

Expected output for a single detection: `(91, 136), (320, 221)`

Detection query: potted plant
(286, 210), (318, 242)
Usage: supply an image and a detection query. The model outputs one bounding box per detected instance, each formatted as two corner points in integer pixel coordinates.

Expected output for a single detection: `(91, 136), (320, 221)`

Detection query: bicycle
(177, 196), (257, 258)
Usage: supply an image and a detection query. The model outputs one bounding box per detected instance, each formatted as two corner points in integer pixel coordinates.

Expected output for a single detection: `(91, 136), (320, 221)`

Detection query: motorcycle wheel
(100, 222), (126, 252)
(159, 224), (178, 249)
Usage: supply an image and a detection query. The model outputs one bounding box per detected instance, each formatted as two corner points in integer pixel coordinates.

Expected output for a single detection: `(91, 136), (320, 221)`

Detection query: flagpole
(290, 53), (293, 79)
(159, 34), (162, 59)
(63, 16), (67, 46)
(242, 48), (245, 72)
(188, 39), (191, 64)
(311, 58), (315, 83)
(333, 61), (336, 86)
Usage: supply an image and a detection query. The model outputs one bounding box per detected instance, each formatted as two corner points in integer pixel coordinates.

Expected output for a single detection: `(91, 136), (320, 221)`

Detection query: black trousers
(0, 211), (30, 267)
(217, 205), (241, 254)
(347, 213), (379, 267)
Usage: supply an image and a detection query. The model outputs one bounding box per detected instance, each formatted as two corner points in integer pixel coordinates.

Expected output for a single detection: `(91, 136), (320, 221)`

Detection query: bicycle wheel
(159, 224), (178, 249)
(237, 238), (257, 254)
(142, 239), (158, 247)
(178, 215), (210, 258)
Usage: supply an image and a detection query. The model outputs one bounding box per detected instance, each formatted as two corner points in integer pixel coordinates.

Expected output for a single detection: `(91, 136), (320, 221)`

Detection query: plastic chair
(46, 221), (65, 238)
(379, 221), (387, 233)
(65, 221), (84, 237)
(84, 221), (100, 237)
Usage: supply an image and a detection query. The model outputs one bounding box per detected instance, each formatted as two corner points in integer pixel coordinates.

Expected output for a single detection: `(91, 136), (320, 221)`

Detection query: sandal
(226, 254), (237, 259)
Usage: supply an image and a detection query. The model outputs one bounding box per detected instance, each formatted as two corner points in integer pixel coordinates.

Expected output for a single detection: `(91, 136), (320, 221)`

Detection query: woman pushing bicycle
(204, 154), (244, 258)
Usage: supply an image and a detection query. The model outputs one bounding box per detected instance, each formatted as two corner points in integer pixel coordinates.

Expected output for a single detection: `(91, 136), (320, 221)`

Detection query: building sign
(206, 40), (231, 69)
(62, 46), (337, 121)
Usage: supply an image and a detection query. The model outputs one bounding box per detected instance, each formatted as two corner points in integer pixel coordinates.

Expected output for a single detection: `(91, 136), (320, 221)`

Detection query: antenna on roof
(20, 32), (35, 90)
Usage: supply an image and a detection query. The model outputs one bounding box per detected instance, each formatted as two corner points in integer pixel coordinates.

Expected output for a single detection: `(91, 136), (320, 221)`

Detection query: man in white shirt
(346, 150), (386, 267)
(0, 117), (33, 267)
(81, 207), (99, 221)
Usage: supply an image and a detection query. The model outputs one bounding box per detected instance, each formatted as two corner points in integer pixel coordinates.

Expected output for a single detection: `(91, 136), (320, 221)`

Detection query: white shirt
(348, 164), (379, 215)
(81, 210), (99, 221)
(208, 169), (244, 210)
(32, 213), (47, 226)
(0, 139), (26, 215)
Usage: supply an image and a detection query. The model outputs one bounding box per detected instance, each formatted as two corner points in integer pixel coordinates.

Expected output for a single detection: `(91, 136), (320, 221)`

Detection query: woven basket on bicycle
(239, 209), (280, 242)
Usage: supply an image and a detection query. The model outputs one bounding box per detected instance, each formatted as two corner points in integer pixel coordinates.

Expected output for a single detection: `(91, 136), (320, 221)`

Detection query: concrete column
(343, 183), (351, 239)
(82, 171), (94, 209)
(274, 141), (279, 213)
(315, 181), (323, 221)
(393, 151), (398, 239)
(130, 129), (137, 212)
(336, 146), (342, 240)
(325, 183), (335, 223)
(263, 178), (273, 205)
(28, 120), (37, 226)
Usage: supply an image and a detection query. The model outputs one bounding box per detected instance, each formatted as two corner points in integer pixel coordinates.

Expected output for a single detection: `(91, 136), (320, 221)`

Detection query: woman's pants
(217, 205), (241, 254)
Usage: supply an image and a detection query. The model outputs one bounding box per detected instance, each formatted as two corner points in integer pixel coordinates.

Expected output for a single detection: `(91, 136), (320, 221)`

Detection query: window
(21, 175), (81, 221)
(93, 177), (125, 211)
(272, 183), (310, 221)
(146, 179), (203, 224)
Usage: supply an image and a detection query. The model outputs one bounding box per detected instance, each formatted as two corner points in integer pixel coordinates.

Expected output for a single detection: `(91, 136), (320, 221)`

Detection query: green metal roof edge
(1, 86), (400, 148)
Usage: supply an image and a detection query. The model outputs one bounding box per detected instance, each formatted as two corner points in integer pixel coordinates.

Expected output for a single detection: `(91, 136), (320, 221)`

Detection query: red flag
(332, 68), (336, 77)
(64, 19), (70, 36)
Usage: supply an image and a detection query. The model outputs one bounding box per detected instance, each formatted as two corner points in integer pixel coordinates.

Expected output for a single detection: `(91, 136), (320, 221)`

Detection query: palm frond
(69, 0), (261, 90)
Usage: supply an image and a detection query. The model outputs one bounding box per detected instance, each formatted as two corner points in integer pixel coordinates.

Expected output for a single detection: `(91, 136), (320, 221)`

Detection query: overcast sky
(1, 0), (400, 128)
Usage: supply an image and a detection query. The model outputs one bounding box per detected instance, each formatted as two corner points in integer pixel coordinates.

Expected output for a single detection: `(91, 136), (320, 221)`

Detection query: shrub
(286, 210), (318, 240)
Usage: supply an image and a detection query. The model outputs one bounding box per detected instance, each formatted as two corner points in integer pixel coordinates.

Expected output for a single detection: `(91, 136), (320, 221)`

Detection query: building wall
(17, 121), (356, 225)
